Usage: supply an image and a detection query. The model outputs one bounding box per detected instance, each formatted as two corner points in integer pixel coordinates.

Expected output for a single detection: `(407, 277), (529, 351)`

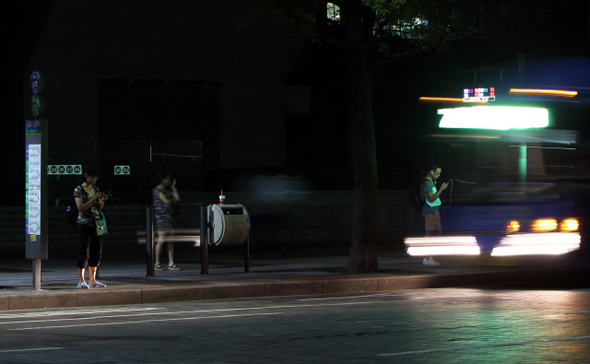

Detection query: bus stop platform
(0, 253), (588, 311)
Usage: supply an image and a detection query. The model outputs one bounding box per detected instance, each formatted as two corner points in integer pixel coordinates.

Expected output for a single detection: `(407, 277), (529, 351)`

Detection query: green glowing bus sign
(438, 106), (549, 130)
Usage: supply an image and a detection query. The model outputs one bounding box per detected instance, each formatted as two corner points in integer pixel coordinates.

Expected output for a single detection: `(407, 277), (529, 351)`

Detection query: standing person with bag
(422, 164), (450, 266)
(153, 172), (181, 271)
(74, 165), (109, 289)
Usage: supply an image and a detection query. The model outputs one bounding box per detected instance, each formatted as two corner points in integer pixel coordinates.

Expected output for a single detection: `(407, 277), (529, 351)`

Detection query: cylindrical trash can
(208, 204), (250, 246)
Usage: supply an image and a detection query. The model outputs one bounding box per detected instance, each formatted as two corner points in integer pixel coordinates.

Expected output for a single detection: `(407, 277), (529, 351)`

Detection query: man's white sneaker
(423, 257), (441, 266)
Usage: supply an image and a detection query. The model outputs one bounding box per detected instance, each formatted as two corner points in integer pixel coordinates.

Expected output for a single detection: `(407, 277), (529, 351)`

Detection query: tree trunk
(347, 3), (379, 274)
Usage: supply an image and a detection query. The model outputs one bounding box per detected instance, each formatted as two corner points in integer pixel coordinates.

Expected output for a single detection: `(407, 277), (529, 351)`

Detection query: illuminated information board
(25, 119), (48, 260)
(26, 141), (41, 235)
(463, 87), (495, 103)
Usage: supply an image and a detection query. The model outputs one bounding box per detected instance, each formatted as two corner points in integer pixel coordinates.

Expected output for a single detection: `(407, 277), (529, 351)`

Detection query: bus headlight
(560, 218), (579, 232)
(506, 220), (520, 233)
(531, 219), (558, 232)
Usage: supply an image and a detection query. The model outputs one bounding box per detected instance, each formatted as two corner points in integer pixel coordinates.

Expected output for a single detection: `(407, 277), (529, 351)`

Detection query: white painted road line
(0, 347), (64, 353)
(298, 293), (409, 301)
(8, 312), (284, 330)
(0, 307), (162, 319)
(1, 300), (384, 326)
(377, 335), (590, 357)
(3, 300), (389, 331)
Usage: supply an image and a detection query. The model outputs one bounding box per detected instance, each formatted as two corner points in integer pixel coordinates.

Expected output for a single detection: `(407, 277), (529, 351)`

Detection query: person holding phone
(153, 171), (181, 271)
(74, 165), (108, 288)
(421, 164), (449, 266)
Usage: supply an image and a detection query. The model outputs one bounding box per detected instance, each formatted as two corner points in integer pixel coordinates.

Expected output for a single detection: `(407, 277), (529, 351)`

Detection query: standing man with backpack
(421, 164), (450, 266)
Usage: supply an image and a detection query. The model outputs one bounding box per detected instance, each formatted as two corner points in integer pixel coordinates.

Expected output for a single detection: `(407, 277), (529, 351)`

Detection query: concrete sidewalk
(0, 253), (588, 311)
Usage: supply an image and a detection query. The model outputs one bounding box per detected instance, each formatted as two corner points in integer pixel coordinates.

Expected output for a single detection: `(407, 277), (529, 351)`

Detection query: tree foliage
(242, 0), (472, 273)
(245, 0), (472, 61)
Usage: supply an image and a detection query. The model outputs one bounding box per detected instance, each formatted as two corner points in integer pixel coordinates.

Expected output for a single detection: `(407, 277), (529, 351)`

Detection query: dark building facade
(1, 0), (308, 205)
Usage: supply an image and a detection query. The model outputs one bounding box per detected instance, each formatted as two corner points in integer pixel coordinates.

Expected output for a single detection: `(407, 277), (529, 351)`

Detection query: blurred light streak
(438, 106), (549, 130)
(408, 246), (481, 256)
(419, 96), (470, 102)
(506, 220), (520, 233)
(405, 236), (480, 256)
(561, 218), (579, 232)
(429, 133), (500, 140)
(509, 88), (578, 97)
(531, 219), (558, 232)
(491, 233), (580, 256)
(248, 175), (312, 203)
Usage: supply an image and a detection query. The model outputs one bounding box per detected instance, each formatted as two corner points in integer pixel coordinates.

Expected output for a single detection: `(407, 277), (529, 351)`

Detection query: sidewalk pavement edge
(0, 268), (584, 311)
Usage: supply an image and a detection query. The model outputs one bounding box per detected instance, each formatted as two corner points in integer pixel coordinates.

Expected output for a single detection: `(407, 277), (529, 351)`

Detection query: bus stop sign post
(25, 72), (48, 290)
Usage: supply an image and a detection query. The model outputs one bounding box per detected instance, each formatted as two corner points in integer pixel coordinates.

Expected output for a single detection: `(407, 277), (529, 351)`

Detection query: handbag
(95, 210), (108, 236)
(89, 205), (107, 236)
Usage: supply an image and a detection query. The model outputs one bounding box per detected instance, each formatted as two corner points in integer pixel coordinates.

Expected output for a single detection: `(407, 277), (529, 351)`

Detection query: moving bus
(405, 103), (590, 261)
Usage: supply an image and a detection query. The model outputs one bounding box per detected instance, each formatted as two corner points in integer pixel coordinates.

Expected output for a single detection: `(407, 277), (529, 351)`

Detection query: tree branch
(367, 14), (395, 51)
(371, 47), (423, 67)
(329, 0), (353, 14)
(317, 31), (349, 50)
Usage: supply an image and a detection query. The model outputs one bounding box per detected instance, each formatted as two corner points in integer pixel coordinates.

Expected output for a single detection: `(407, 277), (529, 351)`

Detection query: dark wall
(0, 1), (56, 205)
(98, 79), (219, 189)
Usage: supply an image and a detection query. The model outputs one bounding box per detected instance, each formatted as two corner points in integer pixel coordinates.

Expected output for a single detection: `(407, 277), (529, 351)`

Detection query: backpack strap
(420, 177), (431, 203)
(76, 184), (90, 197)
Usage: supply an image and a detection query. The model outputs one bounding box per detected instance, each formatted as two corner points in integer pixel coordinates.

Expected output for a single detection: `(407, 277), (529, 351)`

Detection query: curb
(1, 268), (577, 311)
